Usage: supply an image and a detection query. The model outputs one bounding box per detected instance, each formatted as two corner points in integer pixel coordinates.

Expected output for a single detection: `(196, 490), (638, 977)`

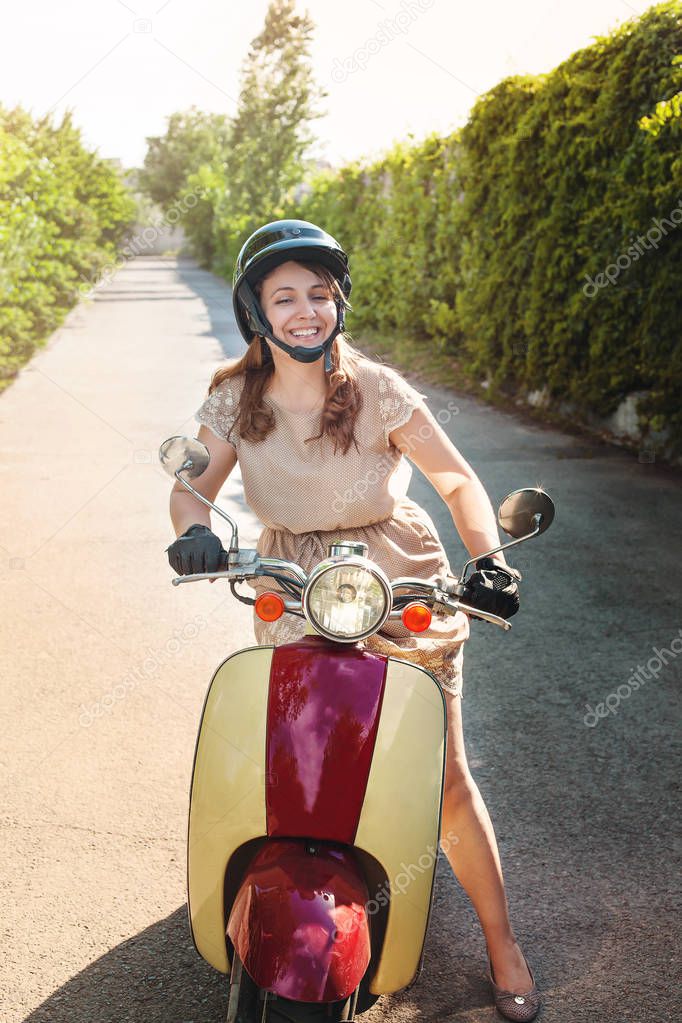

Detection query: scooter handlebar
(170, 567), (512, 629)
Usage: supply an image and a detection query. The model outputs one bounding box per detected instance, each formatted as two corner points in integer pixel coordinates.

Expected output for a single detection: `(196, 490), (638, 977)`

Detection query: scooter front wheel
(226, 954), (359, 1023)
(265, 989), (357, 1023)
(226, 954), (260, 1023)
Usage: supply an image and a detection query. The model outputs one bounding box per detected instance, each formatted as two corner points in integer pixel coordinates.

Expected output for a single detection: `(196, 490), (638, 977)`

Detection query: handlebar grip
(456, 601), (512, 630)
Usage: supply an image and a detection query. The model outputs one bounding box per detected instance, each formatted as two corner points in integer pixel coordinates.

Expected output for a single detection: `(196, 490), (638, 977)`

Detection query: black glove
(462, 557), (521, 620)
(165, 524), (228, 575)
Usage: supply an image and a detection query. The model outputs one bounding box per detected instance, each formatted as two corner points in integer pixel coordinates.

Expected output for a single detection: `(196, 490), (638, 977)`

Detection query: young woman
(167, 220), (541, 1021)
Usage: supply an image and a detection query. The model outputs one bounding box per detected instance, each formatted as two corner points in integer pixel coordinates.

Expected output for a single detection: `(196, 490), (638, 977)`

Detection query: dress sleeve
(195, 376), (240, 447)
(377, 364), (428, 448)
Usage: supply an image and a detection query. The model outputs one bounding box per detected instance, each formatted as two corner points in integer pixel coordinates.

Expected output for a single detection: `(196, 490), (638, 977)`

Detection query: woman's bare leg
(439, 691), (534, 993)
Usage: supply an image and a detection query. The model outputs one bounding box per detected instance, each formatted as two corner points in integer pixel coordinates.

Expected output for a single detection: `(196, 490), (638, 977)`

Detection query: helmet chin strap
(259, 300), (346, 374)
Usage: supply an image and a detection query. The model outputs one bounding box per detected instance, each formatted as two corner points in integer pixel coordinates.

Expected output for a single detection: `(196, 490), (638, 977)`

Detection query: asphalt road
(1, 255), (679, 1023)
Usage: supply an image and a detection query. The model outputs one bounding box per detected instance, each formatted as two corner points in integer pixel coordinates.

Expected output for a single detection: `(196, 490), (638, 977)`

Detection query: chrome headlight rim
(302, 556), (392, 643)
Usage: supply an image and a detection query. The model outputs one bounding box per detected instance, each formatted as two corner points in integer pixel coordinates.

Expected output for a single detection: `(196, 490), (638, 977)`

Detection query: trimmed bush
(0, 106), (137, 384)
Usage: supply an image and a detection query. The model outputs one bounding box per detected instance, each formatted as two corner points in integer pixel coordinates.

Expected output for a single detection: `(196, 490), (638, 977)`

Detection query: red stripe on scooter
(266, 636), (387, 843)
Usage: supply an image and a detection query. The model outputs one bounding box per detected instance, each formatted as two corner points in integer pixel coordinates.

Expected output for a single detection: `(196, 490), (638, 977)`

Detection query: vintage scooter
(159, 435), (555, 1023)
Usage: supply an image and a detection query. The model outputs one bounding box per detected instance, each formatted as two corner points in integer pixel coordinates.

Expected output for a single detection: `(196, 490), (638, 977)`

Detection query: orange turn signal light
(401, 602), (432, 633)
(255, 592), (285, 622)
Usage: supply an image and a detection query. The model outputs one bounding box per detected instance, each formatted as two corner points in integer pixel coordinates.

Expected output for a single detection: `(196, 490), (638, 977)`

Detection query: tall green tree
(139, 106), (231, 209)
(224, 0), (324, 222)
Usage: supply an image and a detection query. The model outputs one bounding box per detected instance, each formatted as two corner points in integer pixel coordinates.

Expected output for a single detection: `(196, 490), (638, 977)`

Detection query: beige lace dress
(195, 356), (469, 696)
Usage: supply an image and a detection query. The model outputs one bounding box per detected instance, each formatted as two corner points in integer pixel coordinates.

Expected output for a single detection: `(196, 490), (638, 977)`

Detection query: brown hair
(208, 262), (364, 455)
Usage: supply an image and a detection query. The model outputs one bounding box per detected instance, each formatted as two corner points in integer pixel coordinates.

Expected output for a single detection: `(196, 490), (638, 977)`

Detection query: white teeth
(290, 328), (319, 337)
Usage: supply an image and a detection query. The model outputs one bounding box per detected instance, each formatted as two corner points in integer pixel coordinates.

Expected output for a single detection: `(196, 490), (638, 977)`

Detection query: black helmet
(232, 219), (352, 372)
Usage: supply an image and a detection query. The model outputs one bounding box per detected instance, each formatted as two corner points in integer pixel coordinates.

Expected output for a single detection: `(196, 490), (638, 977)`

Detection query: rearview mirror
(498, 488), (554, 539)
(159, 436), (210, 479)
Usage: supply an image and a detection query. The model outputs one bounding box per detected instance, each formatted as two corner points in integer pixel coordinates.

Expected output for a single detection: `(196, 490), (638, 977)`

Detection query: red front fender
(227, 839), (370, 1002)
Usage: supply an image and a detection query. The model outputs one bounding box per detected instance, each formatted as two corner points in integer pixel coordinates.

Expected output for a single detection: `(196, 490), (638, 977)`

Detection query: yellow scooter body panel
(187, 646), (272, 973)
(355, 658), (446, 994)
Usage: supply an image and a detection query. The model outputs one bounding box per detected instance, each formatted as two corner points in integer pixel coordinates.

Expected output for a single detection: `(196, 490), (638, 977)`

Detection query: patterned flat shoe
(487, 950), (541, 1021)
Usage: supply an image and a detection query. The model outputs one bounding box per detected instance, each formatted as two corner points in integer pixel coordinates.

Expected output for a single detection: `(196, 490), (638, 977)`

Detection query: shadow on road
(175, 258), (246, 360)
(20, 883), (496, 1023)
(23, 907), (226, 1023)
(21, 852), (614, 1023)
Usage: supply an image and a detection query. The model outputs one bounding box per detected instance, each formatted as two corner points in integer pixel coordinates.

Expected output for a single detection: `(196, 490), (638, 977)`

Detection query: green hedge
(0, 106), (137, 384)
(454, 2), (682, 447)
(289, 1), (681, 453)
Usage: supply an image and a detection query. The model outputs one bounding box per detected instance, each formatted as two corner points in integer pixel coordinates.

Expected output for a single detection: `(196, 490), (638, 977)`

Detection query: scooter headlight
(303, 558), (391, 642)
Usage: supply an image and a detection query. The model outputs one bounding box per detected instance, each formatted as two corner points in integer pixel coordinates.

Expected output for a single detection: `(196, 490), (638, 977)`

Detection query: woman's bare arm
(169, 425), (238, 538)
(388, 405), (509, 567)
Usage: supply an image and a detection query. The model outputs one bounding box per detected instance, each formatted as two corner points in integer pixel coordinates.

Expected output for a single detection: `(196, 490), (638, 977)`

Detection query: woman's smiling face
(259, 261), (337, 347)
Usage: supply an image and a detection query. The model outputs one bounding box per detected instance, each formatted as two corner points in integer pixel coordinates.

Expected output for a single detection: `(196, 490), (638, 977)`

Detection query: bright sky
(1, 0), (652, 170)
